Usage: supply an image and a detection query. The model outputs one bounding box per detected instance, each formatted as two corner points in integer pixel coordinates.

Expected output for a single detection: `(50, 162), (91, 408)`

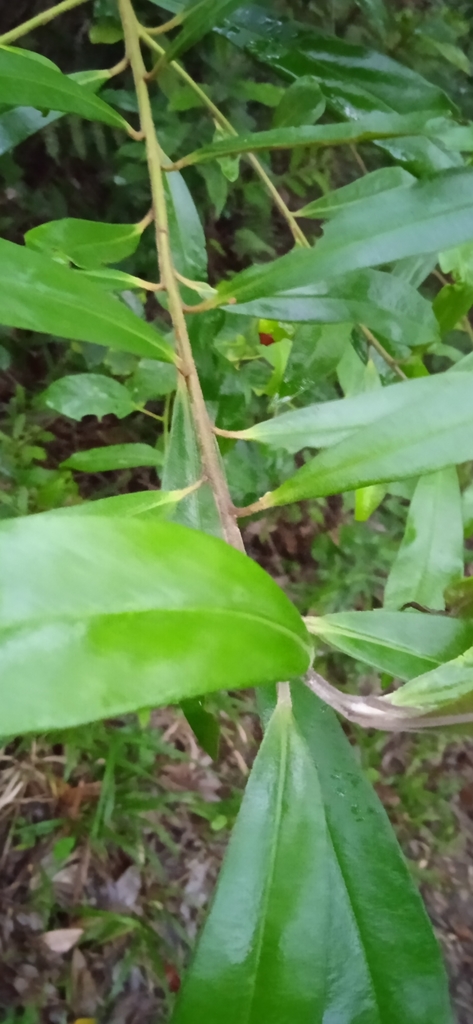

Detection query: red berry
(259, 332), (275, 347)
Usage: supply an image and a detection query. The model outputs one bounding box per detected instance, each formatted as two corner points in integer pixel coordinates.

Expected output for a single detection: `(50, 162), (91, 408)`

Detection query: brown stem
(118, 0), (243, 552)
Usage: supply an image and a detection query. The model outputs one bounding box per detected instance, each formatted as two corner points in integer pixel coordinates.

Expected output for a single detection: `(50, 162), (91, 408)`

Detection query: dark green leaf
(0, 238), (174, 362)
(217, 170), (473, 306)
(40, 374), (137, 421)
(0, 517), (311, 733)
(163, 0), (246, 64)
(272, 75), (325, 127)
(181, 698), (220, 759)
(174, 112), (441, 168)
(385, 469), (464, 611)
(290, 684), (452, 1024)
(262, 372), (473, 507)
(0, 47), (129, 129)
(306, 609), (473, 678)
(223, 269), (438, 350)
(25, 218), (146, 270)
(297, 166), (415, 219)
(62, 444), (164, 472)
(164, 165), (208, 299)
(172, 697), (329, 1024)
(162, 379), (222, 537)
(433, 283), (473, 335)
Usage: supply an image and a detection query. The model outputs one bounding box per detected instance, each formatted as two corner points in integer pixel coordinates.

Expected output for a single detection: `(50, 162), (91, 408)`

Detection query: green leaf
(127, 360), (177, 403)
(297, 166), (415, 219)
(40, 374), (137, 421)
(163, 0), (247, 64)
(433, 282), (473, 335)
(307, 608), (473, 679)
(162, 379), (223, 537)
(217, 170), (473, 306)
(174, 112), (442, 168)
(0, 69), (110, 157)
(235, 373), (452, 453)
(223, 269), (438, 350)
(262, 372), (473, 508)
(164, 164), (208, 301)
(40, 487), (195, 519)
(272, 75), (325, 127)
(0, 238), (175, 362)
(385, 469), (464, 611)
(62, 444), (164, 472)
(388, 646), (473, 716)
(0, 47), (129, 130)
(25, 218), (146, 270)
(0, 517), (311, 733)
(181, 697), (220, 759)
(172, 698), (329, 1024)
(440, 241), (473, 284)
(89, 18), (124, 45)
(290, 684), (452, 1024)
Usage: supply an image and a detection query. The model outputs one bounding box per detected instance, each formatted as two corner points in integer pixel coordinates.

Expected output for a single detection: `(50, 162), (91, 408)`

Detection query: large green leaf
(262, 372), (473, 508)
(290, 684), (452, 1024)
(385, 469), (464, 611)
(41, 374), (137, 421)
(223, 269), (438, 350)
(62, 444), (164, 472)
(173, 112), (441, 168)
(297, 166), (415, 219)
(0, 517), (311, 734)
(217, 170), (473, 307)
(388, 646), (473, 717)
(306, 609), (473, 678)
(0, 47), (129, 130)
(25, 218), (146, 270)
(234, 374), (453, 454)
(162, 379), (222, 537)
(0, 238), (174, 362)
(172, 697), (329, 1024)
(0, 70), (110, 157)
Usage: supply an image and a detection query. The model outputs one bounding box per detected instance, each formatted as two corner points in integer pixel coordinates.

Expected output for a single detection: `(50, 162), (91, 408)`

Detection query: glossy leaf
(217, 170), (473, 306)
(62, 444), (164, 473)
(290, 684), (452, 1024)
(388, 646), (473, 717)
(175, 112), (441, 168)
(0, 70), (109, 157)
(0, 238), (174, 362)
(263, 372), (473, 508)
(42, 487), (195, 519)
(165, 166), (208, 287)
(162, 379), (222, 537)
(25, 218), (145, 270)
(172, 698), (329, 1024)
(40, 374), (136, 421)
(164, 0), (246, 63)
(235, 373), (453, 453)
(223, 268), (438, 350)
(272, 75), (325, 127)
(0, 47), (129, 130)
(385, 469), (464, 611)
(0, 517), (311, 734)
(297, 166), (415, 219)
(306, 609), (473, 678)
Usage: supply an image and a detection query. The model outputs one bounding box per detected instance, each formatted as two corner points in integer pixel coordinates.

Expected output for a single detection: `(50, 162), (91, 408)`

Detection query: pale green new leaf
(0, 517), (311, 734)
(25, 218), (146, 270)
(62, 444), (164, 472)
(0, 238), (175, 362)
(385, 469), (464, 611)
(0, 47), (129, 130)
(41, 374), (137, 421)
(306, 609), (473, 679)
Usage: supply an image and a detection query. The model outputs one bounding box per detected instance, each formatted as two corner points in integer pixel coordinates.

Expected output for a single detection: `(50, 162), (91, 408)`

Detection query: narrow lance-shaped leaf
(297, 166), (415, 219)
(164, 162), (208, 305)
(385, 469), (464, 611)
(0, 238), (175, 363)
(62, 444), (164, 472)
(41, 487), (198, 520)
(388, 646), (473, 718)
(306, 609), (473, 679)
(216, 169), (473, 306)
(25, 218), (148, 270)
(261, 372), (473, 508)
(0, 517), (312, 734)
(171, 698), (329, 1024)
(162, 379), (223, 538)
(290, 684), (452, 1024)
(0, 47), (130, 130)
(172, 112), (442, 169)
(40, 374), (137, 421)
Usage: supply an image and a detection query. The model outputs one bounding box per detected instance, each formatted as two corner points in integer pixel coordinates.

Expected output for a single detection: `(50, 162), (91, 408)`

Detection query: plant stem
(119, 0), (243, 551)
(0, 0), (91, 45)
(139, 27), (308, 248)
(361, 324), (408, 380)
